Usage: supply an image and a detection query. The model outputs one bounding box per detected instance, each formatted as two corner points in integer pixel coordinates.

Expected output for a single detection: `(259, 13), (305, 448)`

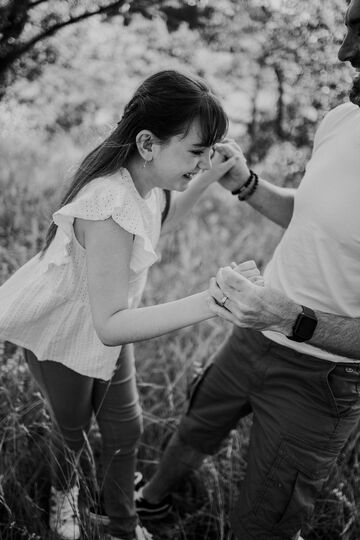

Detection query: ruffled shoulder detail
(44, 169), (160, 273)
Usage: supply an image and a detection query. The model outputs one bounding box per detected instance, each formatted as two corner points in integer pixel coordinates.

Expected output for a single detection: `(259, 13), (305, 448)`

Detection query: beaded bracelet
(231, 170), (259, 201)
(231, 170), (256, 196)
(238, 175), (258, 201)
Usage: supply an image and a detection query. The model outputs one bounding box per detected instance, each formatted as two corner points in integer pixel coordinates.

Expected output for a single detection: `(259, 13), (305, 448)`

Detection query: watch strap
(287, 305), (318, 342)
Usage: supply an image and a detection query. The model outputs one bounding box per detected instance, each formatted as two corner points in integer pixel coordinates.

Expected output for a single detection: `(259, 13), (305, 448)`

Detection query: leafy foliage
(1, 0), (359, 538)
(0, 0), (212, 96)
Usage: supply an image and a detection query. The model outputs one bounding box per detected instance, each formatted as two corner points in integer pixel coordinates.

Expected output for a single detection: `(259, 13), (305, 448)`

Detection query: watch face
(295, 315), (317, 340)
(289, 307), (318, 342)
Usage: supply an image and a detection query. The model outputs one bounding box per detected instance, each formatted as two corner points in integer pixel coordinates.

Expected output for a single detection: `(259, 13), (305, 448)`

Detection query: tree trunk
(274, 63), (286, 139)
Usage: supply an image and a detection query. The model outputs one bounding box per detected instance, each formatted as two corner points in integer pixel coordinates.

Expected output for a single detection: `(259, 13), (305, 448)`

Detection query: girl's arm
(161, 153), (237, 235)
(82, 217), (214, 346)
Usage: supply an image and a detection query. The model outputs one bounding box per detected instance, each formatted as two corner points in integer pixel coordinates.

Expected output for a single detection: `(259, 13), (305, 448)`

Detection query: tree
(0, 0), (212, 98)
(195, 0), (349, 159)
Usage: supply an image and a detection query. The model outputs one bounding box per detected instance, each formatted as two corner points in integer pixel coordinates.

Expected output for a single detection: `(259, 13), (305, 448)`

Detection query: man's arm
(215, 141), (296, 228)
(238, 178), (296, 229)
(211, 267), (360, 360)
(310, 311), (360, 359)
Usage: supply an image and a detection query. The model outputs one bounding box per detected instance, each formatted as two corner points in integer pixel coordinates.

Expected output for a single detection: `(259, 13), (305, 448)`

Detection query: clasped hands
(208, 260), (266, 329)
(208, 139), (250, 191)
(199, 139), (250, 190)
(208, 260), (296, 334)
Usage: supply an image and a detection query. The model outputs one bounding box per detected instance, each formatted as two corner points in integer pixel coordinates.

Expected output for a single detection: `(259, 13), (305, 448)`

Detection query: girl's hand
(230, 260), (264, 286)
(197, 148), (237, 186)
(214, 140), (251, 192)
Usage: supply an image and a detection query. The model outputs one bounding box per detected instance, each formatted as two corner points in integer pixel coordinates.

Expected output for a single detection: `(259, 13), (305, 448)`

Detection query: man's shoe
(49, 485), (81, 540)
(135, 486), (172, 520)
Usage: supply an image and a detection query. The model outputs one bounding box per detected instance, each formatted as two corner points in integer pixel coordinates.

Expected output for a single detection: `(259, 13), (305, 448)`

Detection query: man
(135, 1), (360, 538)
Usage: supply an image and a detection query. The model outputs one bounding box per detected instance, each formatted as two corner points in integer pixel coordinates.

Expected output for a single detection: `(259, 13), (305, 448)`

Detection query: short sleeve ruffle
(43, 169), (159, 274)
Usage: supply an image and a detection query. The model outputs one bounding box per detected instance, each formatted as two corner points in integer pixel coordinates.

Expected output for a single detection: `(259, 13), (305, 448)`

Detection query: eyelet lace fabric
(0, 169), (165, 380)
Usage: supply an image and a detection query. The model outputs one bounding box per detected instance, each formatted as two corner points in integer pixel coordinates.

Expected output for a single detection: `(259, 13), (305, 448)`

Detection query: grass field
(1, 140), (360, 540)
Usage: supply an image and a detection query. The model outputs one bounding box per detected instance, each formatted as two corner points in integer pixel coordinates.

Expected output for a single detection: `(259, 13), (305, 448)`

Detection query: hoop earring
(143, 158), (153, 168)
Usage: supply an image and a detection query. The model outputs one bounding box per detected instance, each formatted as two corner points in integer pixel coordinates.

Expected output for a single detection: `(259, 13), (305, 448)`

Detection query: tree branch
(274, 63), (286, 139)
(29, 0), (50, 9)
(1, 0), (129, 69)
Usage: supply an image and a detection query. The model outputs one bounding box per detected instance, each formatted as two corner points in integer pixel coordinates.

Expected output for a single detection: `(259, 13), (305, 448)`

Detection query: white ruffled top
(0, 168), (165, 380)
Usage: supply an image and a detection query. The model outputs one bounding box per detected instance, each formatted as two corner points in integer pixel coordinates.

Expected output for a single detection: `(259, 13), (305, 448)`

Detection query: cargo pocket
(253, 437), (336, 535)
(324, 363), (360, 418)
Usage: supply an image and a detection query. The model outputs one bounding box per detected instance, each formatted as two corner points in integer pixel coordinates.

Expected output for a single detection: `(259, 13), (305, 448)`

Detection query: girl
(0, 70), (238, 540)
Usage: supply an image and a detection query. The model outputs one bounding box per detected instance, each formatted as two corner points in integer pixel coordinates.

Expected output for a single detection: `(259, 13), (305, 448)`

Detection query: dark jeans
(24, 345), (142, 539)
(177, 327), (360, 539)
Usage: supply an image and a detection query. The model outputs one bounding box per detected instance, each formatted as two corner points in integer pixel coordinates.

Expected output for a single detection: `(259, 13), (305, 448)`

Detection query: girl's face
(151, 120), (214, 191)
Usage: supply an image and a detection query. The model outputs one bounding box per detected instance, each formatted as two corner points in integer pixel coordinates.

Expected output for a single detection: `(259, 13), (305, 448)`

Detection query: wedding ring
(220, 295), (228, 307)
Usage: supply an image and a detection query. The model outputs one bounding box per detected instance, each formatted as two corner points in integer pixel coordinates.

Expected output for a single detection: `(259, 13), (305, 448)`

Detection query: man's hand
(209, 266), (301, 334)
(195, 148), (237, 188)
(214, 140), (251, 192)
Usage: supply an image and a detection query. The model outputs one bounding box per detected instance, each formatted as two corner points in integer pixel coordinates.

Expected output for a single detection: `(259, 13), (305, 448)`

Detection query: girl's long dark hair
(42, 70), (228, 253)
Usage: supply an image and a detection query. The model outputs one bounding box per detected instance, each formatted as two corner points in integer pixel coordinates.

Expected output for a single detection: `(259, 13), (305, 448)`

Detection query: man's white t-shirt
(263, 103), (360, 362)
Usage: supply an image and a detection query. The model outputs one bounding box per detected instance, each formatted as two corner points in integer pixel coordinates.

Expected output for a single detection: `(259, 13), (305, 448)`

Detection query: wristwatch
(287, 305), (318, 342)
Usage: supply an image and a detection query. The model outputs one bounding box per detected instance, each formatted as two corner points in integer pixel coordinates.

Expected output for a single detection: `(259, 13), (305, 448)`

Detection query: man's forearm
(245, 178), (296, 229)
(308, 311), (360, 359)
(264, 293), (360, 359)
(211, 268), (360, 360)
(254, 291), (360, 360)
(215, 141), (296, 227)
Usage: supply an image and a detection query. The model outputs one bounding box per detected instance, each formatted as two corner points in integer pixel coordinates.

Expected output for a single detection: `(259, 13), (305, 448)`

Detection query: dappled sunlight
(1, 1), (359, 539)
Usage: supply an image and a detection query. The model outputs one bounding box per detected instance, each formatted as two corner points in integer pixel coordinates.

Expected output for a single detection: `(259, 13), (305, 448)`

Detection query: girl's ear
(136, 130), (157, 161)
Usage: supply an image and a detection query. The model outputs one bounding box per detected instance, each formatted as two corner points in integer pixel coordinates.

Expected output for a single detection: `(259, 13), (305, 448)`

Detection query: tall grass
(1, 136), (360, 540)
